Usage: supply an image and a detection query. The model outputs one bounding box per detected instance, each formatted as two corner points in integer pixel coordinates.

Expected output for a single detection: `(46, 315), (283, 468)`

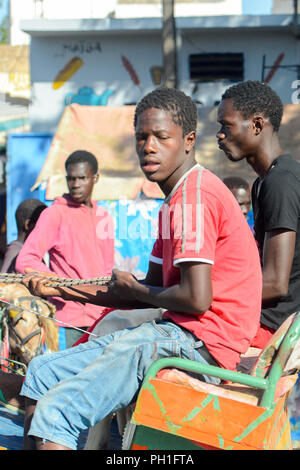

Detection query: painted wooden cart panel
(125, 312), (300, 450)
(131, 376), (291, 450)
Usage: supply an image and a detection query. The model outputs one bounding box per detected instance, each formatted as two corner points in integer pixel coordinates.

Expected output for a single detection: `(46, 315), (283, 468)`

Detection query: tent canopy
(0, 45), (29, 73)
(32, 103), (164, 200)
(33, 102), (300, 201)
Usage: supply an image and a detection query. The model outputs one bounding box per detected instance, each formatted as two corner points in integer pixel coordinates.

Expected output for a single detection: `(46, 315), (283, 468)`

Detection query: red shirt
(150, 165), (262, 370)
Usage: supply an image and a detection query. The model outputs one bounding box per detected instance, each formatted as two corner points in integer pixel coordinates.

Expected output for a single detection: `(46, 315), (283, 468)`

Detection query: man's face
(231, 187), (251, 218)
(217, 98), (256, 162)
(135, 108), (195, 191)
(66, 162), (98, 206)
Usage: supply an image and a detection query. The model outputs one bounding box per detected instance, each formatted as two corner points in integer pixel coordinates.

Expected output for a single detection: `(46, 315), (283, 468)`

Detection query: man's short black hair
(223, 176), (250, 191)
(134, 87), (198, 136)
(65, 150), (98, 175)
(15, 198), (46, 232)
(221, 81), (283, 132)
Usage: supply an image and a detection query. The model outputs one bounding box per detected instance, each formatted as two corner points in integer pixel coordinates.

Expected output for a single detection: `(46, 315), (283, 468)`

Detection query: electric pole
(162, 0), (177, 88)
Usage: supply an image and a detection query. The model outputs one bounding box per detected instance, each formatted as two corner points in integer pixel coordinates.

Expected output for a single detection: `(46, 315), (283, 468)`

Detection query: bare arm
(262, 229), (296, 305)
(109, 261), (212, 315)
(22, 261), (163, 310)
(22, 275), (153, 310)
(64, 260), (164, 308)
(23, 261), (212, 316)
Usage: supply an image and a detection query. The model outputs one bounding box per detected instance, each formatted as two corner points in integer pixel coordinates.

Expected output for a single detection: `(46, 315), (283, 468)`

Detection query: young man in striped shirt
(20, 87), (262, 450)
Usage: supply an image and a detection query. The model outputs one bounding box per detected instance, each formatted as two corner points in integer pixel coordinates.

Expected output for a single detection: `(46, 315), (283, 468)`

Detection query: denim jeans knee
(23, 320), (220, 449)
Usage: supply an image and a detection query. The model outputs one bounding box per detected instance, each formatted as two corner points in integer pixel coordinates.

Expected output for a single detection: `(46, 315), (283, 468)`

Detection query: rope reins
(0, 273), (111, 288)
(0, 298), (99, 338)
(0, 273), (112, 337)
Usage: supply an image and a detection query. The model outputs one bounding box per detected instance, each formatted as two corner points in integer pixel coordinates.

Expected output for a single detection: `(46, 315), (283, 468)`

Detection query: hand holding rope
(0, 273), (111, 287)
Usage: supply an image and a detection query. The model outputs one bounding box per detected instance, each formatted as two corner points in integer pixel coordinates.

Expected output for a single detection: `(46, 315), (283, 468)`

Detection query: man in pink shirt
(16, 150), (114, 348)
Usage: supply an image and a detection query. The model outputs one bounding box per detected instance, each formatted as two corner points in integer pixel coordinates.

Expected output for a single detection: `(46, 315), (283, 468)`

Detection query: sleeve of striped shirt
(172, 184), (218, 267)
(149, 237), (163, 265)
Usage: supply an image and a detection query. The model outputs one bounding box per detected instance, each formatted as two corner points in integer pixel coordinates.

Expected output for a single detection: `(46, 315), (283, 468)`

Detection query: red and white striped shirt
(150, 164), (262, 370)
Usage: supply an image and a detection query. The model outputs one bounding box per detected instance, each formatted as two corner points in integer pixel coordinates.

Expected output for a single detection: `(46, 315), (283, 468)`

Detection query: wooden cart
(123, 312), (300, 450)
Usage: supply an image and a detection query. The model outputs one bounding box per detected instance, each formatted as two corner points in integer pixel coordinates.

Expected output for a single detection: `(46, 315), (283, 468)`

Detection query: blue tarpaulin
(6, 133), (54, 244)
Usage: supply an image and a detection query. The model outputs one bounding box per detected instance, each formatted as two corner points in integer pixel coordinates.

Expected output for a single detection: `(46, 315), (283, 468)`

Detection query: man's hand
(22, 268), (63, 298)
(108, 269), (141, 301)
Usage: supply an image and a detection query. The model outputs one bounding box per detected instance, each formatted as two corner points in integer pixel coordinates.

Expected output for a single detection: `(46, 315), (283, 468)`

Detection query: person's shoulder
(200, 168), (235, 204)
(266, 154), (300, 186)
(46, 195), (72, 213)
(7, 239), (22, 248)
(32, 199), (65, 226)
(174, 166), (222, 195)
(37, 203), (59, 220)
(3, 240), (22, 257)
(275, 154), (300, 174)
(175, 168), (236, 218)
(93, 202), (112, 217)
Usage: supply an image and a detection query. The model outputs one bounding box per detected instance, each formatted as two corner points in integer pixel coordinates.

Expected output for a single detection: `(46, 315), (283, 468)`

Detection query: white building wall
(9, 0), (242, 45)
(178, 28), (298, 103)
(27, 25), (299, 132)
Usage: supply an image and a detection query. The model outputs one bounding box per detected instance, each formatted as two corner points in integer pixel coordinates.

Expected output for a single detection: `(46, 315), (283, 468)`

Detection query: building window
(189, 53), (244, 82)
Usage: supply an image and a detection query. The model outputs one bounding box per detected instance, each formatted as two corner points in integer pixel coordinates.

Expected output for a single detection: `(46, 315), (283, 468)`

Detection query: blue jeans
(21, 320), (221, 450)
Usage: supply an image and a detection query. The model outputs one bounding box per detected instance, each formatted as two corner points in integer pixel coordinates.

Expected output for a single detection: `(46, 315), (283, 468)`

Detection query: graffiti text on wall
(54, 41), (102, 58)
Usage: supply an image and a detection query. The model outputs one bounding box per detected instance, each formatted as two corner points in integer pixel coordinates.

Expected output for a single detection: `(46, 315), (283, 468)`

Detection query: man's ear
(24, 218), (30, 232)
(253, 115), (264, 135)
(185, 131), (196, 152)
(93, 173), (100, 183)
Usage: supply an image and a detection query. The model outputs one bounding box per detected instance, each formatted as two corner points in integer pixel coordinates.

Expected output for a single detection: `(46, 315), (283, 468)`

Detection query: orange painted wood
(133, 378), (292, 450)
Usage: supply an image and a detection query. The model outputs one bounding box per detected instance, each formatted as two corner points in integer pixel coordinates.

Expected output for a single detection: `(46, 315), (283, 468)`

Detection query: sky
(242, 0), (273, 15)
(0, 0), (8, 21)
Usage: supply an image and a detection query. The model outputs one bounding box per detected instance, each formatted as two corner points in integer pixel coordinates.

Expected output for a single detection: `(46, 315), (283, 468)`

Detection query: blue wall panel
(6, 133), (163, 277)
(6, 133), (53, 243)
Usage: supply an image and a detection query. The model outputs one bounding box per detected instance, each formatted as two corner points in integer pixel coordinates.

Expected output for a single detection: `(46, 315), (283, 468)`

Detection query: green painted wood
(132, 424), (207, 450)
